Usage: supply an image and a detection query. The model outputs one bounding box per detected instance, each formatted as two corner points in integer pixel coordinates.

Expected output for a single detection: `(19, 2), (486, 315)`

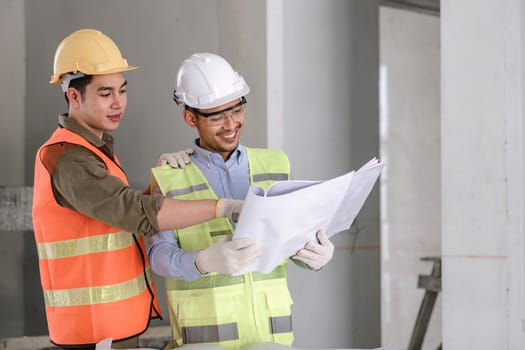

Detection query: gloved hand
(216, 198), (244, 223)
(156, 148), (194, 168)
(195, 235), (262, 275)
(293, 229), (334, 271)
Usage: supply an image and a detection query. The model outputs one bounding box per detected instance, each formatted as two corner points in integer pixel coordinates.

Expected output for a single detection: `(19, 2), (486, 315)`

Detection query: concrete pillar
(268, 1), (381, 347)
(441, 0), (525, 348)
(0, 0), (28, 339)
(379, 6), (441, 350)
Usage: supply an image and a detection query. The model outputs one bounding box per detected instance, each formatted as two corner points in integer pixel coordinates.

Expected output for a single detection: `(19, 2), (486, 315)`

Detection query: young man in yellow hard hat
(32, 30), (242, 350)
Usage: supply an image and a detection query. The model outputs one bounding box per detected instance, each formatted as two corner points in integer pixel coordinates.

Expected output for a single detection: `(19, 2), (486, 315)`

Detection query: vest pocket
(265, 287), (294, 345)
(173, 289), (240, 345)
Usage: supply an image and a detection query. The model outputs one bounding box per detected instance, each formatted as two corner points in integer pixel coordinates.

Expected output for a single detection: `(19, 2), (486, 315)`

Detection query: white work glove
(293, 229), (334, 271)
(216, 198), (244, 223)
(195, 235), (262, 275)
(156, 148), (194, 168)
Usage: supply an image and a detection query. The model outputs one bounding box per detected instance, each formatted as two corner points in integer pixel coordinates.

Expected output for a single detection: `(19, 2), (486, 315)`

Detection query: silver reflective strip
(172, 274), (245, 290)
(270, 315), (293, 334)
(182, 323), (239, 343)
(44, 268), (153, 307)
(172, 264), (285, 291)
(166, 183), (209, 197)
(37, 231), (134, 259)
(210, 229), (232, 237)
(251, 264), (286, 282)
(253, 173), (289, 182)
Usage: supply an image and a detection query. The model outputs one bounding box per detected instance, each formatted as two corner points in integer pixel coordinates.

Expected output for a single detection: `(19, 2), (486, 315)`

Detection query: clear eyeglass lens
(207, 105), (246, 126)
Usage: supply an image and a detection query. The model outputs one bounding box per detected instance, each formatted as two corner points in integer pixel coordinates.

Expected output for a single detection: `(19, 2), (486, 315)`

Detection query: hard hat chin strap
(61, 73), (86, 92)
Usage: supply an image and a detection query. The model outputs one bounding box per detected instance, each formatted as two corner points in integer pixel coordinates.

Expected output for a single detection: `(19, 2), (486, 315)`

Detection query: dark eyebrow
(97, 81), (128, 92)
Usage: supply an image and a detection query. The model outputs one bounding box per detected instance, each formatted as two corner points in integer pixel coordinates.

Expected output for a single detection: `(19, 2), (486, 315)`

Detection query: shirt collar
(58, 114), (114, 150)
(192, 138), (245, 167)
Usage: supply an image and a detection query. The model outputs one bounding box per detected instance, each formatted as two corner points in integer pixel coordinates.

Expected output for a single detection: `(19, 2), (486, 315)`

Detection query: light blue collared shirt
(148, 140), (250, 281)
(190, 140), (250, 200)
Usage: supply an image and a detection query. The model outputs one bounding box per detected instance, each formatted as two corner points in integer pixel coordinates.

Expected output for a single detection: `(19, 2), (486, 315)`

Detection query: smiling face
(183, 98), (246, 161)
(66, 73), (128, 139)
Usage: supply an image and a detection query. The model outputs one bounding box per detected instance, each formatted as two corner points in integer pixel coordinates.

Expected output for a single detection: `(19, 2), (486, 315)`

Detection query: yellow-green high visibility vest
(151, 147), (293, 350)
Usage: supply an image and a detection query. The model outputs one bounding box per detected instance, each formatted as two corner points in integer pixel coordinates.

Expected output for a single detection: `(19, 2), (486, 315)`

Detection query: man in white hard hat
(32, 31), (243, 350)
(148, 52), (334, 350)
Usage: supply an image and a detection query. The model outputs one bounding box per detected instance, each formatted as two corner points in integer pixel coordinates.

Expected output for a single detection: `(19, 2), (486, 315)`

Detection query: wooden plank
(0, 186), (33, 231)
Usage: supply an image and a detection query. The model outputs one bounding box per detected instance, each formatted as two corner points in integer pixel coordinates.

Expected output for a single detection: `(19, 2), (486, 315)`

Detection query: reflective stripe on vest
(44, 268), (154, 307)
(164, 175), (291, 198)
(171, 264), (287, 290)
(252, 173), (288, 182)
(181, 315), (292, 343)
(270, 316), (293, 334)
(36, 231), (133, 259)
(247, 148), (291, 189)
(183, 323), (238, 343)
(166, 183), (209, 197)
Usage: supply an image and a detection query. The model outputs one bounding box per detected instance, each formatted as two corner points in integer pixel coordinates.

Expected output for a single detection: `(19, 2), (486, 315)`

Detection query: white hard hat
(173, 52), (250, 109)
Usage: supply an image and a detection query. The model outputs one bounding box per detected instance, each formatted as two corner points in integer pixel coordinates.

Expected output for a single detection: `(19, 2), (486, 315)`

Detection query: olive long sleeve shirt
(49, 114), (163, 236)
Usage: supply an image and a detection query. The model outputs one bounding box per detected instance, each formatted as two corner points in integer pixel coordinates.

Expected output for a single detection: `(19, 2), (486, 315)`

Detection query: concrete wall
(1, 0), (382, 348)
(24, 0), (268, 188)
(379, 6), (441, 350)
(441, 0), (525, 348)
(0, 0), (27, 337)
(0, 0), (25, 186)
(273, 1), (381, 347)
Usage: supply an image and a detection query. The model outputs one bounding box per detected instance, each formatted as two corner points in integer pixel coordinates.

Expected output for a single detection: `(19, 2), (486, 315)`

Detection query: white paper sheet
(232, 157), (384, 274)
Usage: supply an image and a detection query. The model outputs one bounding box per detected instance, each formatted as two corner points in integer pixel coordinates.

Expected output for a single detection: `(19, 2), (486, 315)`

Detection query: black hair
(63, 74), (93, 105)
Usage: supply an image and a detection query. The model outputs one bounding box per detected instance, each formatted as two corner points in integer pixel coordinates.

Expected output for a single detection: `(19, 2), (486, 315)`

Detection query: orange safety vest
(32, 127), (161, 347)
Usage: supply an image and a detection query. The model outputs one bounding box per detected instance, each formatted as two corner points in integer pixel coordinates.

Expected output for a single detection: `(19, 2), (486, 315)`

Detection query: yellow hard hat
(49, 29), (137, 84)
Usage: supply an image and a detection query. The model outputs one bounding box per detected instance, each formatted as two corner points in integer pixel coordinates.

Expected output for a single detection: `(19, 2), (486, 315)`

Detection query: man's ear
(183, 110), (197, 128)
(66, 88), (81, 108)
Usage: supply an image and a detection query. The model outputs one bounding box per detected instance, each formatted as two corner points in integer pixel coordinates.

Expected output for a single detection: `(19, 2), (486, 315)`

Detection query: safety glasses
(189, 97), (247, 126)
